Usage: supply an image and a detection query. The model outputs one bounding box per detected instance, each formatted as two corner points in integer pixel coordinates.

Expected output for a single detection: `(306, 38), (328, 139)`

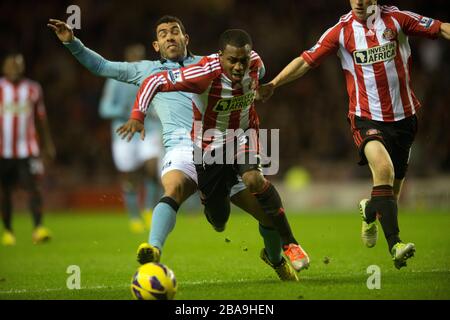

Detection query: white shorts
(161, 146), (247, 197)
(161, 147), (198, 184)
(112, 132), (162, 172)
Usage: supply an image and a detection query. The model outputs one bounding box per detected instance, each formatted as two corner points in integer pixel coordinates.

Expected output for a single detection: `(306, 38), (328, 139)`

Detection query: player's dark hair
(2, 51), (23, 66)
(154, 15), (187, 38)
(2, 50), (21, 59)
(219, 29), (253, 51)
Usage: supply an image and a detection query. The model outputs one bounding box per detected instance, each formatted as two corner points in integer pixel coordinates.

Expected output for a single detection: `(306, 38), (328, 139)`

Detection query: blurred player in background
(0, 53), (56, 246)
(258, 0), (450, 269)
(99, 44), (163, 234)
(48, 16), (306, 280)
(118, 28), (310, 273)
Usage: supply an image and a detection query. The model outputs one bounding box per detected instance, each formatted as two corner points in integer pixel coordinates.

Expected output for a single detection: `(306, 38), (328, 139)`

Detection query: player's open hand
(256, 83), (275, 103)
(116, 119), (146, 142)
(47, 19), (75, 42)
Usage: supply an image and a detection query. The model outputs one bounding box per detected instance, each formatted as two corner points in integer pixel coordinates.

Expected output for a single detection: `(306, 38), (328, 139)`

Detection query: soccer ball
(130, 262), (177, 300)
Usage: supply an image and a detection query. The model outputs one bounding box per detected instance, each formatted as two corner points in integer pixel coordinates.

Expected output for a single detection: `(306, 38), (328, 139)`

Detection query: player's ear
(184, 33), (190, 46)
(152, 41), (160, 53)
(218, 50), (223, 57)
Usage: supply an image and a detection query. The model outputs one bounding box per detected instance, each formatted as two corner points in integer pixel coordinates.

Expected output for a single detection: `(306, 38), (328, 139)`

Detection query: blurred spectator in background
(0, 53), (55, 245)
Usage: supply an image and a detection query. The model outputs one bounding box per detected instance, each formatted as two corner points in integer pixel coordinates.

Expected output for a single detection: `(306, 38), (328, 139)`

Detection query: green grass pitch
(0, 209), (449, 300)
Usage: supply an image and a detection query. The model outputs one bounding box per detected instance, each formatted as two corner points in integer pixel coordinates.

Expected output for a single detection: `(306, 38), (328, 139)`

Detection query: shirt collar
(159, 51), (195, 66)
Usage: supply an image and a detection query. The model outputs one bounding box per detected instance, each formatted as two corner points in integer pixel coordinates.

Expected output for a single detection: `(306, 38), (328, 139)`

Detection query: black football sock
(258, 224), (283, 265)
(253, 181), (297, 246)
(366, 185), (401, 252)
(1, 187), (13, 231)
(29, 191), (43, 228)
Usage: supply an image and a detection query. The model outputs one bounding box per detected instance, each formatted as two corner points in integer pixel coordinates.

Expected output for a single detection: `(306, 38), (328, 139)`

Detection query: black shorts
(193, 134), (262, 202)
(348, 114), (418, 180)
(0, 158), (42, 191)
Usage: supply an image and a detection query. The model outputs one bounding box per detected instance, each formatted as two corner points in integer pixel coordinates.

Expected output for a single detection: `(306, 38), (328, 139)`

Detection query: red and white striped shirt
(301, 5), (442, 122)
(132, 52), (264, 149)
(0, 78), (46, 159)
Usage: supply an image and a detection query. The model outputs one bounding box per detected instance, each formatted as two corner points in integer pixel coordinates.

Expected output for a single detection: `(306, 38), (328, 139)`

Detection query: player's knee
(163, 179), (196, 204)
(242, 171), (265, 193)
(374, 161), (395, 185)
(163, 183), (184, 203)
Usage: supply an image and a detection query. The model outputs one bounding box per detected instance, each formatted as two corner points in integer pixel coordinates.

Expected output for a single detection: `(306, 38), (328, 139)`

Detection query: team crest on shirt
(382, 28), (397, 41)
(366, 129), (380, 136)
(353, 41), (397, 65)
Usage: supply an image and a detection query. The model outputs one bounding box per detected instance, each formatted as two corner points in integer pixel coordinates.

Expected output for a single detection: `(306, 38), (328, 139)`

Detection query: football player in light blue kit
(99, 43), (162, 233)
(48, 16), (299, 280)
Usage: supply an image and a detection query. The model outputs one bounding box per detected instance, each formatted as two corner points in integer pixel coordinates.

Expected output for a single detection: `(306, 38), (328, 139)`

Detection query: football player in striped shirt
(118, 29), (310, 273)
(0, 53), (56, 246)
(49, 17), (304, 280)
(257, 0), (450, 269)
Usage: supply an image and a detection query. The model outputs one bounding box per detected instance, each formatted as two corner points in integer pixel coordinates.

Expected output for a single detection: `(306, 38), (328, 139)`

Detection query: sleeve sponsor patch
(419, 17), (434, 28)
(307, 43), (321, 53)
(167, 69), (183, 84)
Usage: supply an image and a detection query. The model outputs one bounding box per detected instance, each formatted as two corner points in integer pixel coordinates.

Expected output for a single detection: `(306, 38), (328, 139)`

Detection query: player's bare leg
(241, 169), (310, 272)
(161, 170), (197, 205)
(362, 141), (415, 268)
(137, 170), (196, 264)
(230, 188), (272, 227)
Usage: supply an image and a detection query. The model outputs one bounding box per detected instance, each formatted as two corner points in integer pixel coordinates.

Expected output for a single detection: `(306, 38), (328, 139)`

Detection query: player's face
(350, 0), (377, 21)
(153, 22), (189, 61)
(219, 44), (251, 83)
(2, 54), (25, 82)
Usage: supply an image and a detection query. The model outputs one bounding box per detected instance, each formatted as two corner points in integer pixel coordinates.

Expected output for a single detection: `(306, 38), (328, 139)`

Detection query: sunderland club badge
(382, 28), (397, 41)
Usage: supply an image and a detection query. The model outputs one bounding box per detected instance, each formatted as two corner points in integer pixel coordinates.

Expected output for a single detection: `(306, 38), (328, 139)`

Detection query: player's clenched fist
(47, 19), (75, 42)
(116, 119), (146, 142)
(256, 82), (275, 103)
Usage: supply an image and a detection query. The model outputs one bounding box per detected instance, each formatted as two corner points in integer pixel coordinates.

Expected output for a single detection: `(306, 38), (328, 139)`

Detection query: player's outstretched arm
(271, 57), (312, 88)
(47, 19), (141, 84)
(439, 23), (450, 40)
(116, 119), (146, 142)
(257, 57), (312, 102)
